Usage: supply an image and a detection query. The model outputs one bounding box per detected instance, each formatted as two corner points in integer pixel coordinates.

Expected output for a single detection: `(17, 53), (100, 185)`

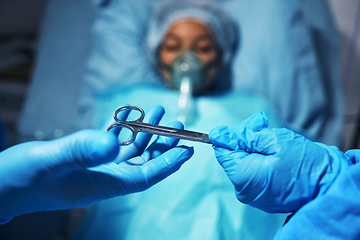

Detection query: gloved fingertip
(345, 149), (360, 164)
(182, 145), (194, 156)
(167, 120), (184, 130)
(143, 105), (166, 127)
(160, 145), (194, 168)
(174, 145), (194, 161)
(209, 126), (239, 149)
(256, 111), (269, 128)
(86, 131), (119, 165)
(209, 126), (229, 141)
(42, 130), (119, 173)
(148, 105), (165, 116)
(237, 112), (269, 133)
(154, 104), (166, 112)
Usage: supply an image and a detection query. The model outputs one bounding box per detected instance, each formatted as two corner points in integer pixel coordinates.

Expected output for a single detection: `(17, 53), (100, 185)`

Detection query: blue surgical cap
(146, 0), (239, 68)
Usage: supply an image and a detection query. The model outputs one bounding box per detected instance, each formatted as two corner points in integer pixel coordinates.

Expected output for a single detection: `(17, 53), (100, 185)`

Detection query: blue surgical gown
(18, 0), (343, 146)
(70, 84), (286, 240)
(74, 0), (343, 147)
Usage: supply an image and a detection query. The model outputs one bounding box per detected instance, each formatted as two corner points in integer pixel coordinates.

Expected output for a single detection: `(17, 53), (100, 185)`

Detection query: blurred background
(0, 0), (359, 150)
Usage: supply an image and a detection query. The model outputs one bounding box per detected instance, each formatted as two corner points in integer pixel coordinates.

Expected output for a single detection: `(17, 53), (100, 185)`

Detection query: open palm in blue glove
(210, 112), (350, 213)
(0, 106), (193, 223)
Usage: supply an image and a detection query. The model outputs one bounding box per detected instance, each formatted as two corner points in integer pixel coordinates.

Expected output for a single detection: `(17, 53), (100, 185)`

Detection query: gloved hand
(209, 112), (350, 213)
(0, 106), (193, 223)
(345, 149), (360, 164)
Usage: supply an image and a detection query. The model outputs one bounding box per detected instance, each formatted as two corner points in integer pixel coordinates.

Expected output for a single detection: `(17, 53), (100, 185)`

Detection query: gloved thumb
(41, 130), (119, 174)
(233, 111), (269, 132)
(210, 112), (268, 150)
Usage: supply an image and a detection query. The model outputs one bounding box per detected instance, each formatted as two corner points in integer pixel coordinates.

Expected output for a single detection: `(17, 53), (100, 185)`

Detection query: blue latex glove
(0, 106), (193, 223)
(275, 152), (360, 240)
(209, 112), (350, 213)
(345, 149), (360, 164)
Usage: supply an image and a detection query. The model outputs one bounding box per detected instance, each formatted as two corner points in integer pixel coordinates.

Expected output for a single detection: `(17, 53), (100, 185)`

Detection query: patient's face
(159, 19), (220, 89)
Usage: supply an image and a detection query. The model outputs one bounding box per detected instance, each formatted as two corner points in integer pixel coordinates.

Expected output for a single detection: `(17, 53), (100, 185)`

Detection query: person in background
(7, 0), (345, 238)
(70, 1), (286, 240)
(74, 0), (343, 147)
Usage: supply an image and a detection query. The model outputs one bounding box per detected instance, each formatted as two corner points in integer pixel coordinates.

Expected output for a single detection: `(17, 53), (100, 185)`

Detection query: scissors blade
(130, 121), (210, 144)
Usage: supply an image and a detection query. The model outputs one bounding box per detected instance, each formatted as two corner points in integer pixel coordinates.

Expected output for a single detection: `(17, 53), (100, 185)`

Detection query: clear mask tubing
(159, 51), (218, 126)
(170, 51), (207, 93)
(171, 51), (204, 126)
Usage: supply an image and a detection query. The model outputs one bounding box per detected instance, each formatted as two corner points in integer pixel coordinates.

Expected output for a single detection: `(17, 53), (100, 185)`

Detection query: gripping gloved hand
(0, 106), (193, 223)
(209, 112), (350, 213)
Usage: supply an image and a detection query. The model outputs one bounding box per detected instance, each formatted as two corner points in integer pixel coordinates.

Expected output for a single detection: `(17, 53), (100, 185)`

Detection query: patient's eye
(193, 38), (217, 61)
(162, 36), (181, 53)
(160, 35), (182, 65)
(194, 44), (213, 54)
(163, 44), (180, 52)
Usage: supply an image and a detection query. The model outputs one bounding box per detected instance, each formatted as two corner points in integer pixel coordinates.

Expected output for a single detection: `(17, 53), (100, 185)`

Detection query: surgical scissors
(106, 106), (210, 145)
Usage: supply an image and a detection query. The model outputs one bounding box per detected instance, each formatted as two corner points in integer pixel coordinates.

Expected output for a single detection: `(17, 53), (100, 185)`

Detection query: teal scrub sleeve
(209, 112), (350, 213)
(274, 157), (360, 240)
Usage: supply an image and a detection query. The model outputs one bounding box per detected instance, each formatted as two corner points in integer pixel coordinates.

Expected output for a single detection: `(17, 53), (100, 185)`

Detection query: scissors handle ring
(114, 106), (145, 122)
(107, 105), (210, 145)
(106, 122), (137, 145)
(108, 106), (145, 145)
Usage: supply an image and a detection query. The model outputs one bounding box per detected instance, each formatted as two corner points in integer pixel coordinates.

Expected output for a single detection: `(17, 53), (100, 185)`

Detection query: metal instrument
(106, 106), (210, 145)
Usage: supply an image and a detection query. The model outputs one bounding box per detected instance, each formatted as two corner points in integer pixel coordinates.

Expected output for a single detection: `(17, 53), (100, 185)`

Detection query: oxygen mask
(170, 51), (209, 94)
(165, 51), (212, 126)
